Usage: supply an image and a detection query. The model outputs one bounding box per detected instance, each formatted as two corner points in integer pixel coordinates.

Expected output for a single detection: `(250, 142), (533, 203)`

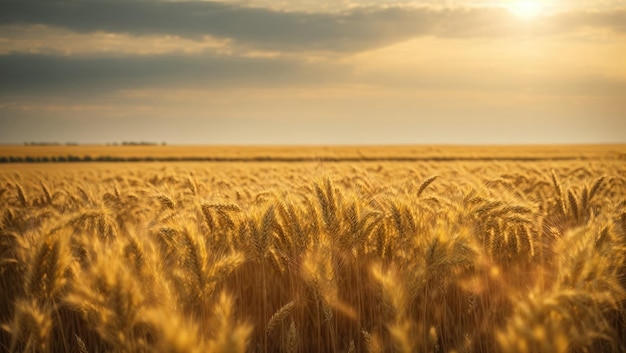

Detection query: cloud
(0, 53), (350, 96)
(0, 25), (233, 56)
(0, 1), (400, 52)
(1, 2), (624, 100)
(555, 9), (626, 33)
(1, 1), (625, 54)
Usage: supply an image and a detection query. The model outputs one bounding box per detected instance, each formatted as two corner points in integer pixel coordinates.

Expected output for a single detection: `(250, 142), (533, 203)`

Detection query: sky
(0, 0), (625, 145)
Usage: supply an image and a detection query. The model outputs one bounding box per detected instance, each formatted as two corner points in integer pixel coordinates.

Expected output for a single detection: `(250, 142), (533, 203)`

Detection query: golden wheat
(0, 154), (624, 352)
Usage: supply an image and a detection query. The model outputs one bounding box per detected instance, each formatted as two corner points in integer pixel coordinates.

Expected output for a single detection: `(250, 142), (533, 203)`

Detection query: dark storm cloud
(0, 1), (418, 52)
(0, 53), (348, 95)
(1, 1), (625, 53)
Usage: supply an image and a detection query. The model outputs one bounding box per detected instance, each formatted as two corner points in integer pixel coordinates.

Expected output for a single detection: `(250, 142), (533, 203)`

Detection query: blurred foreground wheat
(1, 159), (625, 352)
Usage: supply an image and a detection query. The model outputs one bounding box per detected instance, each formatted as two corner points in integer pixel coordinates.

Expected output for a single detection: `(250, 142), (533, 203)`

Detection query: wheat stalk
(15, 183), (28, 208)
(266, 300), (296, 335)
(283, 320), (299, 353)
(207, 291), (252, 353)
(551, 170), (566, 217)
(417, 175), (438, 198)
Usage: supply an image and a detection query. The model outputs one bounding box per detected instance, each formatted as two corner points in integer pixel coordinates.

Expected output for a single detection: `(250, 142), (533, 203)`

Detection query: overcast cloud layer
(1, 0), (625, 144)
(2, 1), (626, 51)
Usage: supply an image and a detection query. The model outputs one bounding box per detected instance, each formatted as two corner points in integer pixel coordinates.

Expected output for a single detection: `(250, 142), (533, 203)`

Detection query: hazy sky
(0, 0), (625, 144)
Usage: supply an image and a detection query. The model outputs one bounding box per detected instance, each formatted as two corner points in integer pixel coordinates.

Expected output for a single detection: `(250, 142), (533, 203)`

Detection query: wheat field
(1, 148), (625, 353)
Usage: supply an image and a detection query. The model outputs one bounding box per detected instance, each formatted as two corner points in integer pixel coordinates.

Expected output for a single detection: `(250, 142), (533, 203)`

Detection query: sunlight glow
(507, 1), (545, 19)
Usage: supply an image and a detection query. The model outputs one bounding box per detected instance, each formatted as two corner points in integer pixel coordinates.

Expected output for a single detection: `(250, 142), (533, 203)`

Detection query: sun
(507, 1), (544, 19)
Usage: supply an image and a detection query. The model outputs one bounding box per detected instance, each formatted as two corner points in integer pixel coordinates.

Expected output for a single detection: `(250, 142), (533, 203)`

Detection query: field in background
(1, 144), (625, 162)
(1, 145), (625, 353)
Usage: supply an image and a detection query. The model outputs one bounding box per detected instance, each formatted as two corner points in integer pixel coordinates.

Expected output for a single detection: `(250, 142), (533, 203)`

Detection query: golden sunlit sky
(0, 0), (625, 144)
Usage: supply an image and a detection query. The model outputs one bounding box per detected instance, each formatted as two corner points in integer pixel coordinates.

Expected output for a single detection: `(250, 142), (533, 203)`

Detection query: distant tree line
(0, 155), (168, 163)
(0, 155), (588, 164)
(23, 142), (77, 146)
(22, 142), (167, 146)
(107, 142), (167, 146)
